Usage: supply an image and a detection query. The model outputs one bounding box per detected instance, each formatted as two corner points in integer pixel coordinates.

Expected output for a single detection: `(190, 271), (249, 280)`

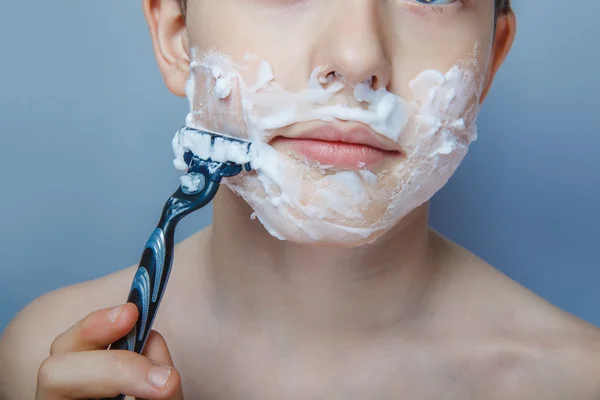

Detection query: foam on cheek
(174, 47), (483, 246)
(211, 66), (234, 99)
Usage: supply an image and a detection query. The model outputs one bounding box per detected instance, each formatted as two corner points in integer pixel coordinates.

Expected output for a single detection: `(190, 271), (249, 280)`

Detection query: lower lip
(272, 138), (399, 169)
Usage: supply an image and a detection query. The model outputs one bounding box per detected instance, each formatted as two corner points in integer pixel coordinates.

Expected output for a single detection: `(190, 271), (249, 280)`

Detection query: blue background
(1, 1), (598, 332)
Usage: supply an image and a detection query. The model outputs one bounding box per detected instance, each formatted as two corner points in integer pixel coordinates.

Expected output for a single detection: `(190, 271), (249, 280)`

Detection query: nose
(310, 0), (391, 90)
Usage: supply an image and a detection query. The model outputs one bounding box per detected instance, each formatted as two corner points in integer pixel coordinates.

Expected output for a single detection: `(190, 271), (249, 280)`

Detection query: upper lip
(274, 124), (401, 152)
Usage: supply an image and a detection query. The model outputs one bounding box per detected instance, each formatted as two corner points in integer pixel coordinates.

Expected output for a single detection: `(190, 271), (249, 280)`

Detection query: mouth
(269, 124), (403, 169)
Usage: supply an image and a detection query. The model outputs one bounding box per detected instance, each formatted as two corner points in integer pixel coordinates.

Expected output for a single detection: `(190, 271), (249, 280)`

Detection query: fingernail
(149, 365), (172, 389)
(106, 305), (123, 323)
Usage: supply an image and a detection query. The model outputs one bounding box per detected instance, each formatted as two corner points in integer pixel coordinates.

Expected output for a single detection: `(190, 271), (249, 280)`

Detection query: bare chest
(165, 335), (576, 400)
(153, 285), (597, 400)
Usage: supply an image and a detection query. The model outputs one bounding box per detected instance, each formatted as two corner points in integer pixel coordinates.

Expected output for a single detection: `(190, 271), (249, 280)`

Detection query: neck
(204, 188), (439, 338)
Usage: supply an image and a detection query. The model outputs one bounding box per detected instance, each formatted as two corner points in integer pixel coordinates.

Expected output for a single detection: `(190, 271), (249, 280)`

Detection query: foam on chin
(173, 49), (482, 246)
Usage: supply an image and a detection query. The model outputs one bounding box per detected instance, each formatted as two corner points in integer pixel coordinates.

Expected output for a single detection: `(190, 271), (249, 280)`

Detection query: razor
(99, 127), (252, 400)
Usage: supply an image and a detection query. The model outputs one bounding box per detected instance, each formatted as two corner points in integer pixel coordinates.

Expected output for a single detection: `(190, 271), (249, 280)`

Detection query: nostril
(358, 75), (379, 89)
(323, 71), (342, 83)
(318, 70), (346, 91)
(320, 71), (335, 84)
(371, 75), (378, 88)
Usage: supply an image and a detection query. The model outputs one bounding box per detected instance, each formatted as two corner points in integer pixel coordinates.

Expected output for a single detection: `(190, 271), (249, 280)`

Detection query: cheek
(391, 51), (487, 169)
(186, 1), (254, 56)
(186, 63), (245, 137)
(390, 40), (491, 152)
(186, 50), (277, 139)
(385, 6), (494, 99)
(185, 0), (307, 83)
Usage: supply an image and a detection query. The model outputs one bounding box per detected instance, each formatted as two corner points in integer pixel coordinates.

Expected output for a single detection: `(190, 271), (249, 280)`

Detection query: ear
(480, 10), (517, 103)
(143, 0), (190, 97)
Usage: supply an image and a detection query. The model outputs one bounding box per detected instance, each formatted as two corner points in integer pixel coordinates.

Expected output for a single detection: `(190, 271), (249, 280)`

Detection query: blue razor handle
(99, 152), (251, 400)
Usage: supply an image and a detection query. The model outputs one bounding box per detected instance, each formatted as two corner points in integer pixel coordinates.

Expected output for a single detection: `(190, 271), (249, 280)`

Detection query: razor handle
(97, 155), (249, 400)
(98, 179), (220, 400)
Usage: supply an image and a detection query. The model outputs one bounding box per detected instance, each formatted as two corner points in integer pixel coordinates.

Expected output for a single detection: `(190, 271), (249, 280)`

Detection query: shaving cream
(172, 49), (483, 246)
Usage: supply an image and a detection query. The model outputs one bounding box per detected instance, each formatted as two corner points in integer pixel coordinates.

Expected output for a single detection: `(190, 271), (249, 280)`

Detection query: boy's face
(148, 0), (515, 247)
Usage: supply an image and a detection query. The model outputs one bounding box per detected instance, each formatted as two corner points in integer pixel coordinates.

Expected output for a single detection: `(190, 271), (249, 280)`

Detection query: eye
(415, 0), (456, 5)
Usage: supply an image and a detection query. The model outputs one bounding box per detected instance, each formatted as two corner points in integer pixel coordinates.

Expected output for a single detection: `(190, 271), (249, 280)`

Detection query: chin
(290, 228), (388, 249)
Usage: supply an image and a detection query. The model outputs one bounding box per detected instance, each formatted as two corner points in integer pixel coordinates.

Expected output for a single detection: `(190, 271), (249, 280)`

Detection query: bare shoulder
(486, 317), (600, 400)
(532, 306), (600, 399)
(432, 233), (600, 399)
(562, 324), (600, 399)
(0, 266), (135, 399)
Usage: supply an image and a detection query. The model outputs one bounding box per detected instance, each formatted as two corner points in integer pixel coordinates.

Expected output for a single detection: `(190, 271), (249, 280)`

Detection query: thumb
(137, 330), (184, 400)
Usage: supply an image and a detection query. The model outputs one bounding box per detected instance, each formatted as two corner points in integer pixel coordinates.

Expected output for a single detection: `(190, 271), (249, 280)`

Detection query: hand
(35, 303), (184, 399)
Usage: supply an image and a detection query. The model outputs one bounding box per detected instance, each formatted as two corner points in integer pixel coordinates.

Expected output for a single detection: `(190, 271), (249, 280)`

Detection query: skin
(1, 0), (599, 399)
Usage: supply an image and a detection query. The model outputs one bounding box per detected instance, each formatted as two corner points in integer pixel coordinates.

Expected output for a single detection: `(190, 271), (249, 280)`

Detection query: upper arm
(0, 287), (88, 399)
(0, 270), (131, 400)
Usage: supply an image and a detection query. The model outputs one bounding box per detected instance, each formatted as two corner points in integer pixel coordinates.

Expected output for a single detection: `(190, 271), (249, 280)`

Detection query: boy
(2, 0), (599, 399)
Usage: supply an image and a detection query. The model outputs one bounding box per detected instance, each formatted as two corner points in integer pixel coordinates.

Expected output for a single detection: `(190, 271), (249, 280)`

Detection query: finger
(50, 303), (139, 354)
(140, 331), (185, 400)
(36, 350), (181, 400)
(142, 331), (175, 367)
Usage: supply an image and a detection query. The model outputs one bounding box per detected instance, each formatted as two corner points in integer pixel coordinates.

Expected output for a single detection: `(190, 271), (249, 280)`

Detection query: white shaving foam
(173, 48), (483, 246)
